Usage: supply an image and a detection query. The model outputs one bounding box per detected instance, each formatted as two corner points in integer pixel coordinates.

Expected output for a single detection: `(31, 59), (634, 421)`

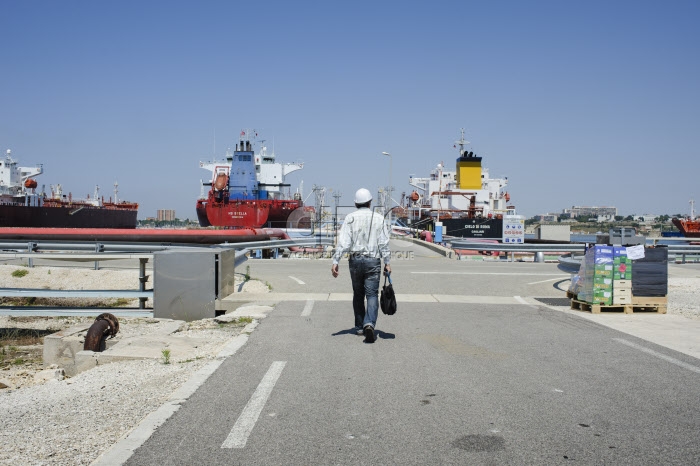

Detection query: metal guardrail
(447, 241), (700, 267)
(448, 241), (700, 255)
(0, 237), (334, 255)
(449, 241), (585, 253)
(0, 237), (332, 317)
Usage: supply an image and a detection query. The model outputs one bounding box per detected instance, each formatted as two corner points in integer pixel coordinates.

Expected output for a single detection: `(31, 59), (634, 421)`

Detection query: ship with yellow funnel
(398, 129), (516, 239)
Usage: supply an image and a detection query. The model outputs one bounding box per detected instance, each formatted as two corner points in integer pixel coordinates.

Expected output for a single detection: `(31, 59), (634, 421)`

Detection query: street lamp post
(381, 151), (392, 207)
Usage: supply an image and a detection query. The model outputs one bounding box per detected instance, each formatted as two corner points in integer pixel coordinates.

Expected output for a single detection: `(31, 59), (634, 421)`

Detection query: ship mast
(690, 199), (695, 221)
(455, 128), (470, 157)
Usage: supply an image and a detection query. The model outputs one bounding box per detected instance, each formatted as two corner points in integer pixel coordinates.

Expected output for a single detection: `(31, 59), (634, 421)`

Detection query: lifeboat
(214, 173), (228, 192)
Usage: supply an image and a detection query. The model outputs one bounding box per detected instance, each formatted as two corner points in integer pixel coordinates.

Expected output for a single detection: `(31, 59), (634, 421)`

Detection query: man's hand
(331, 264), (339, 278)
(384, 264), (391, 276)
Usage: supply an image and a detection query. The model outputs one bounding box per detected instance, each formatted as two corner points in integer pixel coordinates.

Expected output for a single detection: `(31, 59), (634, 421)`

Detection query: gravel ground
(667, 277), (700, 320)
(0, 264), (698, 465)
(0, 264), (269, 465)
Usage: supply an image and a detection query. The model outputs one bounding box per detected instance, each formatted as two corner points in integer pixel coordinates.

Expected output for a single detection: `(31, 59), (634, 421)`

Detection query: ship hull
(671, 218), (700, 237)
(441, 218), (503, 239)
(195, 203), (211, 227)
(197, 197), (303, 229)
(198, 199), (271, 228)
(267, 200), (305, 228)
(0, 204), (138, 229)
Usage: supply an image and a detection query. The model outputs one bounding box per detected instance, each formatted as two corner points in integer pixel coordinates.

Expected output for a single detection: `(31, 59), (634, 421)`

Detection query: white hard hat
(354, 188), (372, 204)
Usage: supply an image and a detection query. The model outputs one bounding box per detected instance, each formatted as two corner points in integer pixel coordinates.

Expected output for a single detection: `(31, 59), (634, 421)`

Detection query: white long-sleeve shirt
(332, 207), (391, 265)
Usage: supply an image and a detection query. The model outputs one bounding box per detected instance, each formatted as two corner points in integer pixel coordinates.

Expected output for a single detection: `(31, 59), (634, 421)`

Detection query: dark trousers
(348, 256), (381, 328)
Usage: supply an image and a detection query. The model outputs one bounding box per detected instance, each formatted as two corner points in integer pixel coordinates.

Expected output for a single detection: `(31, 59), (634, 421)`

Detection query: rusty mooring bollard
(84, 313), (120, 352)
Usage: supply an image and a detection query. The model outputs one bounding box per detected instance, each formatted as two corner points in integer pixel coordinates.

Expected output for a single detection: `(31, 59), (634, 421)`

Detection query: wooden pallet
(570, 296), (667, 314)
(566, 291), (577, 299)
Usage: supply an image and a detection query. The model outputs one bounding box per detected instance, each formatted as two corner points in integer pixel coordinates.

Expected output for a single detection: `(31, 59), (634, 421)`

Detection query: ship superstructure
(0, 150), (43, 202)
(196, 131), (308, 228)
(399, 130), (516, 238)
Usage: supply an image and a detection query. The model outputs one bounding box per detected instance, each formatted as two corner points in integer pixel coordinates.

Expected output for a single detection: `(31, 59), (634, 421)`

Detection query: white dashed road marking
(289, 276), (305, 285)
(222, 361), (287, 449)
(301, 300), (314, 316)
(514, 296), (529, 306)
(527, 276), (570, 285)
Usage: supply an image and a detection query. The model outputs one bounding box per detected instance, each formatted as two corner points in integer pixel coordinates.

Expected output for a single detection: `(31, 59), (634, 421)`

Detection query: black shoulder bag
(380, 273), (397, 315)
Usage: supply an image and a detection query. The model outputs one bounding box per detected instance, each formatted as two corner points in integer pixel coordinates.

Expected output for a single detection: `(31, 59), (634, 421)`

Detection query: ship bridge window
(238, 155), (252, 162)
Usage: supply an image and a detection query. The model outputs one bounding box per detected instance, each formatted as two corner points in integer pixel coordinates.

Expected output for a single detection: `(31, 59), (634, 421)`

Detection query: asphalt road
(238, 239), (572, 298)
(123, 239), (700, 465)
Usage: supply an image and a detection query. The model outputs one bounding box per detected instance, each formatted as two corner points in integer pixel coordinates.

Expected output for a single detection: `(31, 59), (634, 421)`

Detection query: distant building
(533, 214), (558, 222)
(157, 210), (176, 221)
(563, 206), (617, 218)
(636, 214), (659, 224)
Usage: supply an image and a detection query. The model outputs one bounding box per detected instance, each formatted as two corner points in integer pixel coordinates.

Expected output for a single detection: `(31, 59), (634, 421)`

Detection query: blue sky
(1, 0), (698, 220)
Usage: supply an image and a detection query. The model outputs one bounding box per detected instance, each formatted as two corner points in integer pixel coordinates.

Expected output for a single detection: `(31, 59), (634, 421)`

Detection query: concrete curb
(395, 236), (454, 258)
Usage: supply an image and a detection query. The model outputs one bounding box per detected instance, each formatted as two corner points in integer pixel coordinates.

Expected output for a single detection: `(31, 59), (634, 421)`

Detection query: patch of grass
(179, 356), (203, 364)
(244, 265), (251, 282)
(161, 348), (171, 365)
(13, 358), (26, 365)
(265, 281), (273, 291)
(11, 269), (29, 278)
(0, 329), (51, 346)
(238, 316), (253, 325)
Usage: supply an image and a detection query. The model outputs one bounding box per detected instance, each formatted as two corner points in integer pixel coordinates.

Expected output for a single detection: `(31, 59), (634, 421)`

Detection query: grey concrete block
(71, 351), (99, 377)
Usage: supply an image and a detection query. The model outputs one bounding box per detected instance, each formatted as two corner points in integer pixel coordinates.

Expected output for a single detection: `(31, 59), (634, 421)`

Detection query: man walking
(331, 188), (391, 343)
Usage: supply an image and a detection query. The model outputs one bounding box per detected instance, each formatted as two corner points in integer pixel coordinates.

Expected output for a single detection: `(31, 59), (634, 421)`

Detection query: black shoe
(363, 325), (375, 343)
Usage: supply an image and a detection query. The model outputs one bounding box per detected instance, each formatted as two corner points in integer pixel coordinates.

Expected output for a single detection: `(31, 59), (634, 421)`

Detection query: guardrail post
(94, 243), (105, 270)
(139, 258), (149, 309)
(27, 242), (37, 268)
(682, 253), (686, 264)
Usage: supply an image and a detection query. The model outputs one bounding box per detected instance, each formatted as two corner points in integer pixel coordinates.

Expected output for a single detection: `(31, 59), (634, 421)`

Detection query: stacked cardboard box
(571, 245), (669, 307)
(578, 245), (613, 305)
(613, 246), (632, 280)
(612, 247), (632, 304)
